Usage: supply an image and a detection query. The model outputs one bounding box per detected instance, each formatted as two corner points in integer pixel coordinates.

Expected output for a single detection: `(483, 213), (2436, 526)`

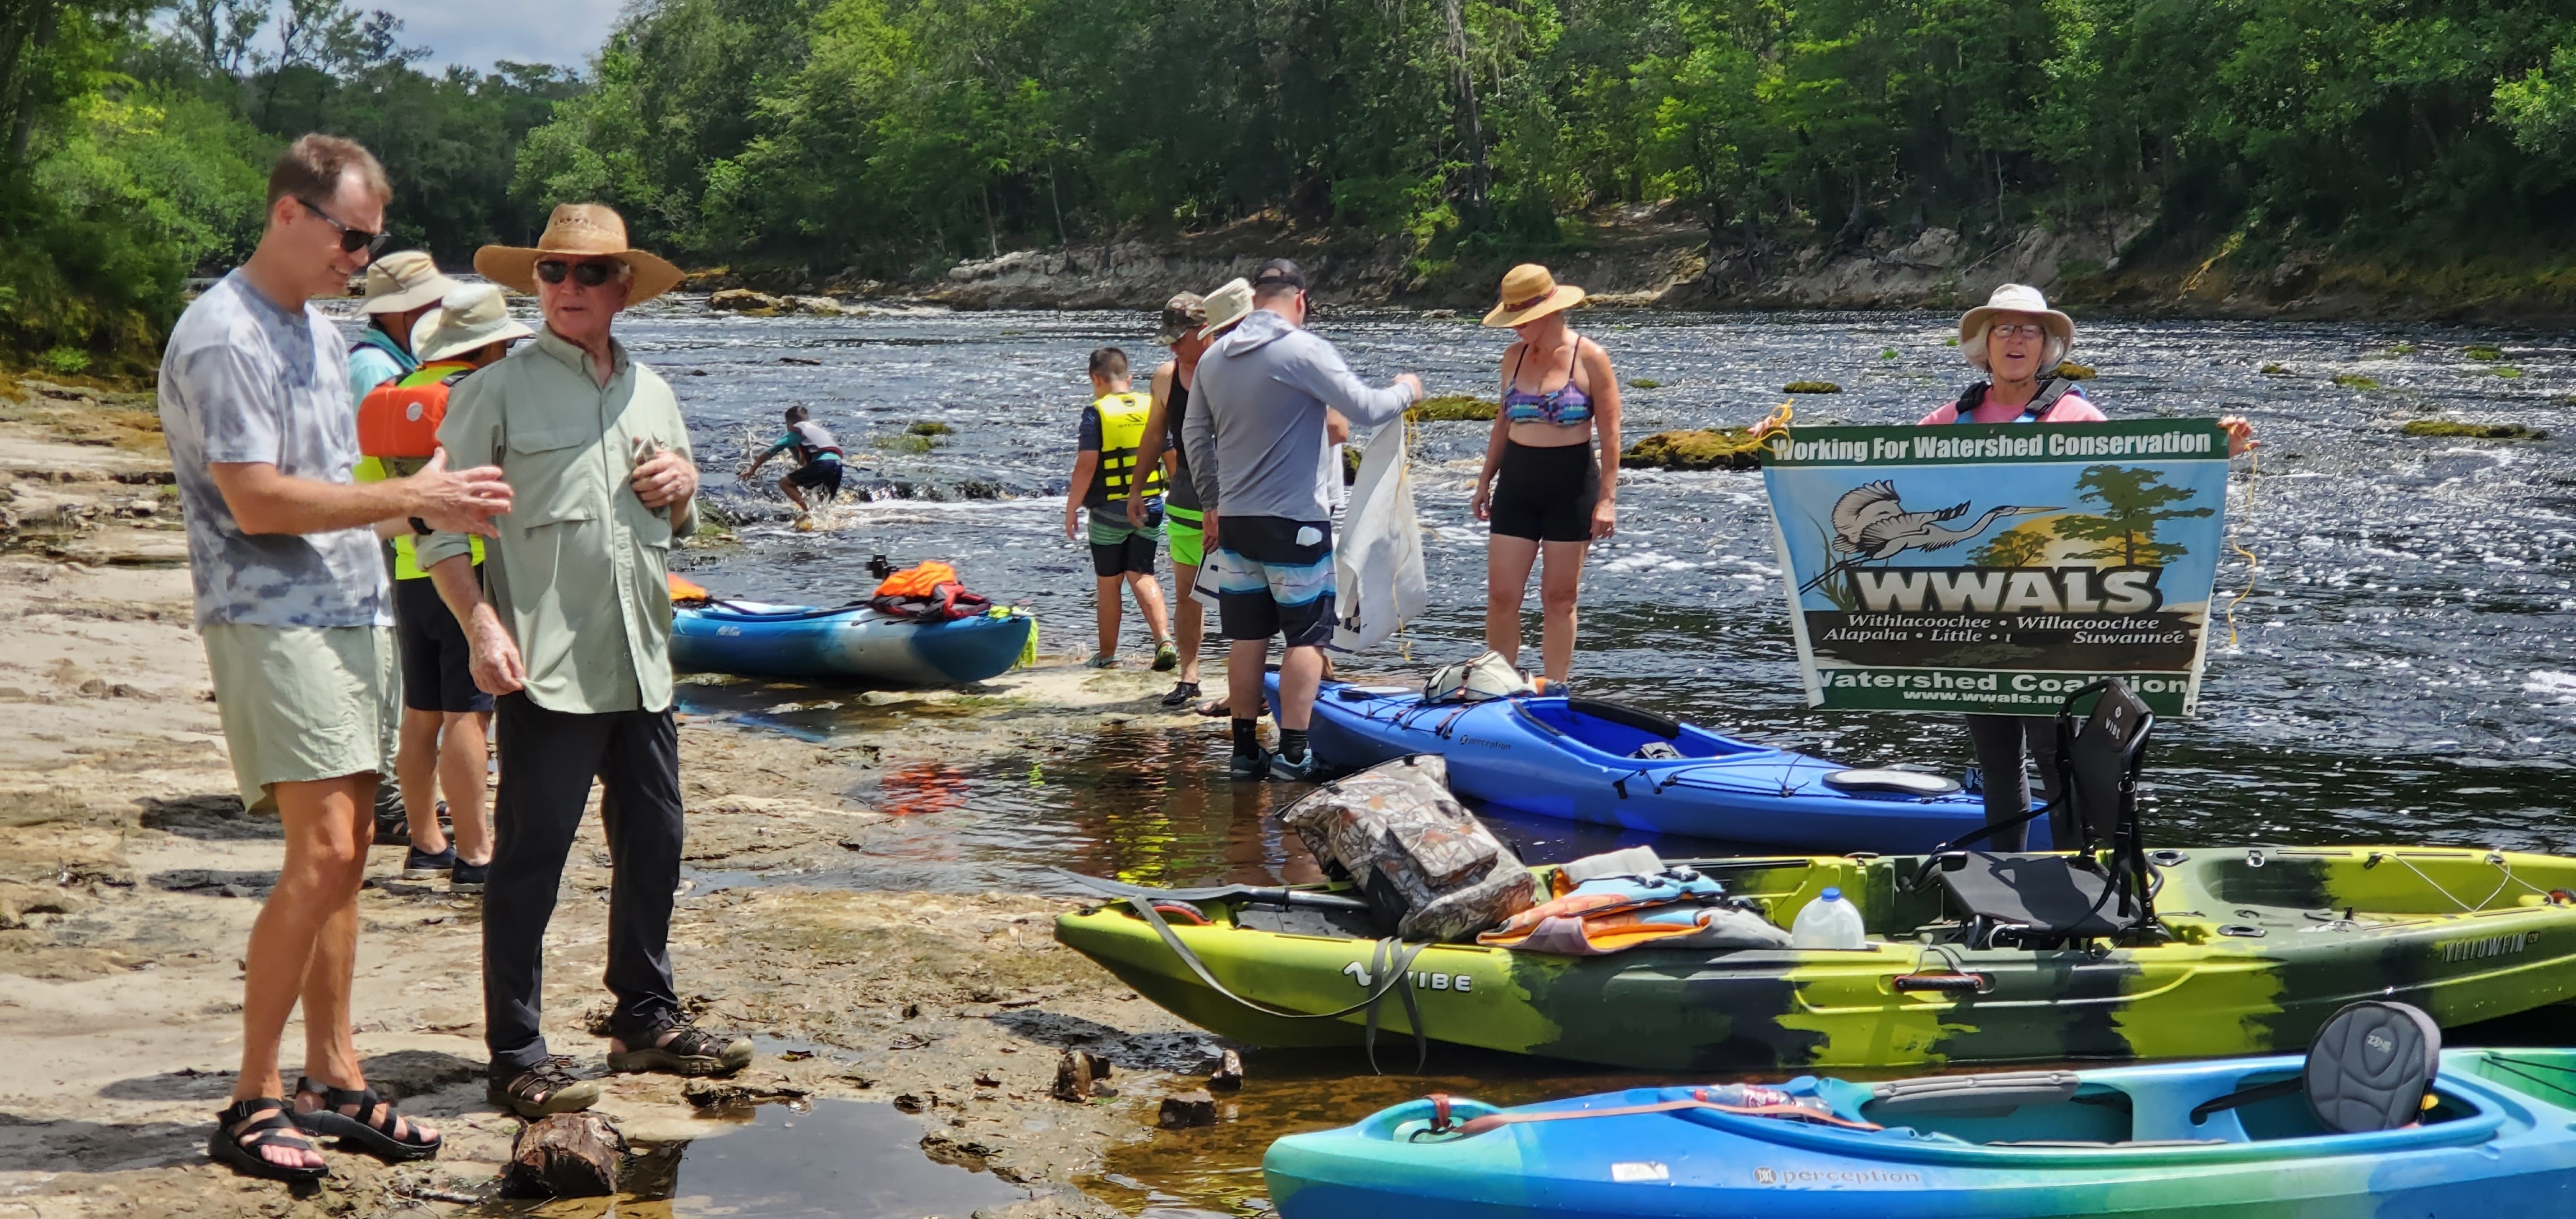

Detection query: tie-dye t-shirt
(159, 271), (390, 628)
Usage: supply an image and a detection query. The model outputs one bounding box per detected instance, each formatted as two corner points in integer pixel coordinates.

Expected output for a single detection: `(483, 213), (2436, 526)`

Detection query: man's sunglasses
(537, 259), (624, 288)
(301, 199), (388, 256)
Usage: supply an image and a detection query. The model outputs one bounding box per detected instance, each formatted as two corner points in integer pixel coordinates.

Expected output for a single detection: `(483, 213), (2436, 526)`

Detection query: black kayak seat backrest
(2305, 1000), (2442, 1134)
(1866, 1070), (2080, 1119)
(1564, 698), (1683, 740)
(2057, 678), (2153, 850)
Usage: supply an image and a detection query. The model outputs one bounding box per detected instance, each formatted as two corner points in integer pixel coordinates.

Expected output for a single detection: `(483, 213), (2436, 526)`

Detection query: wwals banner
(1761, 419), (2231, 716)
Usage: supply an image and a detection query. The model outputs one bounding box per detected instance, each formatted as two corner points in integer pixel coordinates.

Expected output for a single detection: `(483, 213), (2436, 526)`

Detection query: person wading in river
(422, 203), (755, 1118)
(1905, 284), (2255, 848)
(1471, 264), (1623, 690)
(167, 134), (514, 1181)
(1187, 259), (1422, 779)
(1130, 286), (1228, 707)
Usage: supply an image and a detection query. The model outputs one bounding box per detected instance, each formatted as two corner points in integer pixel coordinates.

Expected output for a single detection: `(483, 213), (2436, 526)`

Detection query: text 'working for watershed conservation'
(1761, 420), (2232, 716)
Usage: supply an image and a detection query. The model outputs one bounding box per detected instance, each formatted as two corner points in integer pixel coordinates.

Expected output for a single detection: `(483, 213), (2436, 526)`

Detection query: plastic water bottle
(1791, 887), (1867, 949)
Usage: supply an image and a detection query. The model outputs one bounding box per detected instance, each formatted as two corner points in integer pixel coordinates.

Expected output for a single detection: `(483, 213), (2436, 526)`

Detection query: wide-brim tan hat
(413, 284), (535, 364)
(1198, 277), (1255, 336)
(1959, 283), (2074, 356)
(1483, 263), (1585, 327)
(474, 204), (684, 305)
(362, 250), (459, 314)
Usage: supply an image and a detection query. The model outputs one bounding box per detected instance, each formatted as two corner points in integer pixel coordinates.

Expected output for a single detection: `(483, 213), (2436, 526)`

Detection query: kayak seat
(1925, 680), (2158, 947)
(2187, 1000), (2443, 1138)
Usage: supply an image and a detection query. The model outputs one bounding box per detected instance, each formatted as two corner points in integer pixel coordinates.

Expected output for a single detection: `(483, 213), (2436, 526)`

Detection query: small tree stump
(1052, 1050), (1112, 1101)
(1158, 1089), (1218, 1129)
(1206, 1048), (1244, 1092)
(505, 1112), (627, 1199)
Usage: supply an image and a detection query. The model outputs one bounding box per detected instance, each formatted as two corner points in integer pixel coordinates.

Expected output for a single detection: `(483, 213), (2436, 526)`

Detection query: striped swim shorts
(1209, 516), (1335, 648)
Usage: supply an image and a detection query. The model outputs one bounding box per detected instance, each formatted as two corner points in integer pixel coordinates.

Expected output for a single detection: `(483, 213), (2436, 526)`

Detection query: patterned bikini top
(1503, 341), (1594, 425)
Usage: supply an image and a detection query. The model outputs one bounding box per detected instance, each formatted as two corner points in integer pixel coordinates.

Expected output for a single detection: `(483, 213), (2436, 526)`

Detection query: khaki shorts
(201, 623), (398, 811)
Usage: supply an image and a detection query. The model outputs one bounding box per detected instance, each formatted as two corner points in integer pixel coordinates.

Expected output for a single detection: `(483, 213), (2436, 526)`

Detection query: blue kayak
(1261, 677), (2034, 853)
(1264, 1048), (2576, 1218)
(672, 599), (1032, 685)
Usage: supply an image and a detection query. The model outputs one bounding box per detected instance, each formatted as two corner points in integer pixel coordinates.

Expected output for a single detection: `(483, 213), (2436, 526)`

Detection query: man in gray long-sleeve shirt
(1186, 259), (1422, 780)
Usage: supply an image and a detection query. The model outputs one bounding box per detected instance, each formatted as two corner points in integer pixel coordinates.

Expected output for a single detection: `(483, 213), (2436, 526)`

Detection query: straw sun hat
(473, 204), (684, 305)
(1482, 264), (1585, 327)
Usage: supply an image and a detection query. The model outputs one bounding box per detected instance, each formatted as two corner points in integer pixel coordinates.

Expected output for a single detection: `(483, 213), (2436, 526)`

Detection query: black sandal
(292, 1077), (441, 1162)
(1161, 680), (1200, 709)
(606, 1016), (754, 1077)
(209, 1098), (328, 1182)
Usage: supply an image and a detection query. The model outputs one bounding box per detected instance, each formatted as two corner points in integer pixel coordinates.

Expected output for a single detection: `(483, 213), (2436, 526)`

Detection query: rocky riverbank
(684, 205), (2576, 324)
(0, 376), (1238, 1218)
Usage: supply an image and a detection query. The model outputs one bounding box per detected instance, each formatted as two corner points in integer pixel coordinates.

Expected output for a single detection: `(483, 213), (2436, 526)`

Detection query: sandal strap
(657, 1026), (732, 1057)
(296, 1077), (414, 1138)
(220, 1098), (310, 1144)
(501, 1063), (579, 1101)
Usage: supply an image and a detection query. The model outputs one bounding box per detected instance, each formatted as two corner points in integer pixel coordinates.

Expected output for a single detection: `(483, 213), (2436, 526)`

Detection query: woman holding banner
(1917, 284), (2255, 848)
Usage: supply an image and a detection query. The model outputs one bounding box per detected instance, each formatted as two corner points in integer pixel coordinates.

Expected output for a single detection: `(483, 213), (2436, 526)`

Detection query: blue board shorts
(1211, 516), (1335, 648)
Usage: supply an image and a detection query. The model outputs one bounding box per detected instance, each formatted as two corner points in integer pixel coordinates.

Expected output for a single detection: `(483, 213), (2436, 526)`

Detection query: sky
(383, 0), (622, 73)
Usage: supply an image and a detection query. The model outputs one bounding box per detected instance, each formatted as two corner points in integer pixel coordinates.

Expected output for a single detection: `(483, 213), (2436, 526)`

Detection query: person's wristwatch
(409, 517), (433, 536)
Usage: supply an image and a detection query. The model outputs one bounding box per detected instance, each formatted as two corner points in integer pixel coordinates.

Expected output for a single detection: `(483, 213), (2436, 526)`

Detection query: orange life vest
(873, 562), (960, 599)
(358, 364), (473, 459)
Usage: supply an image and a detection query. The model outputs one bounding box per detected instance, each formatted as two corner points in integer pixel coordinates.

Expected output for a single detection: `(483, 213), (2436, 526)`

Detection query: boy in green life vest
(354, 284), (531, 893)
(1064, 346), (1176, 670)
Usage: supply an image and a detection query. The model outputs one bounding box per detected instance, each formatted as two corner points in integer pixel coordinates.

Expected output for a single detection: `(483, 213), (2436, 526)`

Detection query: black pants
(484, 693), (685, 1074)
(1965, 714), (2067, 852)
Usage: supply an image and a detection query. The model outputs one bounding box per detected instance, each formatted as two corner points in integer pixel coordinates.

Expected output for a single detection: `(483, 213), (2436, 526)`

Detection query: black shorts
(1211, 516), (1335, 647)
(788, 460), (844, 497)
(1489, 439), (1600, 543)
(394, 572), (493, 714)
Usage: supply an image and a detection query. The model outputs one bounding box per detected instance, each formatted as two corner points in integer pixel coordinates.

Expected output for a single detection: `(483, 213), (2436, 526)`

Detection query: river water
(413, 297), (2576, 1213)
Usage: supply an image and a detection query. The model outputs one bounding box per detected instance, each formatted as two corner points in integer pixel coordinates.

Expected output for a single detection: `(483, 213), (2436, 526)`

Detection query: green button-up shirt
(419, 327), (696, 714)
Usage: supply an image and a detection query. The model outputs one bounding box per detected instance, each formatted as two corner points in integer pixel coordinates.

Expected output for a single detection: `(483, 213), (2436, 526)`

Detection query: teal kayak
(1265, 1046), (2576, 1218)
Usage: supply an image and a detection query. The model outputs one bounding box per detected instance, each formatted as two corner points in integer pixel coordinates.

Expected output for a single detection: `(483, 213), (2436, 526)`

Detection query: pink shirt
(1917, 389), (2105, 425)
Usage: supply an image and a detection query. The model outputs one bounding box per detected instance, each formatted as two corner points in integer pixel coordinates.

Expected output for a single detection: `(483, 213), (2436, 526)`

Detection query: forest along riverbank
(0, 377), (1244, 1216)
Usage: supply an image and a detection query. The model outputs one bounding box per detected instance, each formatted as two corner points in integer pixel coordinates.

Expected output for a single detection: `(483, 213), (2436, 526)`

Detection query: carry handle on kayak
(1892, 971), (1992, 995)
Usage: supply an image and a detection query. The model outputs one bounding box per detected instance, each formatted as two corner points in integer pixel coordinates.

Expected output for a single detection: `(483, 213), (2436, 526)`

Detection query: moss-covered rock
(1621, 427), (1765, 471)
(1626, 378), (1663, 390)
(2333, 373), (2380, 390)
(2465, 345), (2504, 361)
(2492, 366), (2525, 379)
(2260, 363), (2293, 375)
(2402, 420), (2548, 440)
(2053, 362), (2098, 379)
(1782, 381), (1843, 394)
(1406, 395), (1498, 422)
(908, 420), (954, 436)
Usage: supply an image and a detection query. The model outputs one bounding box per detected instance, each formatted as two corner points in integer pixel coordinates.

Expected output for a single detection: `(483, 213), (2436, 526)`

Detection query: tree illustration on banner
(2057, 465), (2211, 567)
(1970, 521), (2055, 569)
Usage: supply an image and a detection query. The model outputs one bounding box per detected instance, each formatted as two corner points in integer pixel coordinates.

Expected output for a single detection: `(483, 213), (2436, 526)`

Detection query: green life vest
(355, 361), (484, 579)
(1090, 390), (1163, 507)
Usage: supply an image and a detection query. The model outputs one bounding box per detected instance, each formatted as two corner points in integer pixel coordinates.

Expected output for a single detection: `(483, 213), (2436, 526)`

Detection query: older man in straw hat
(419, 204), (753, 1119)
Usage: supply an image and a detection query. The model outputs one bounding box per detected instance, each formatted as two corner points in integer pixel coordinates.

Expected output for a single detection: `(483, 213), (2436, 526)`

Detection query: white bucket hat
(361, 250), (459, 315)
(1959, 283), (2074, 369)
(413, 284), (534, 364)
(1197, 277), (1255, 337)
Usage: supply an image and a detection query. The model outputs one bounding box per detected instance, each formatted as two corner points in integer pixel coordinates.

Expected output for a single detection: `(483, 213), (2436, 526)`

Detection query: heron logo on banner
(1761, 420), (2232, 716)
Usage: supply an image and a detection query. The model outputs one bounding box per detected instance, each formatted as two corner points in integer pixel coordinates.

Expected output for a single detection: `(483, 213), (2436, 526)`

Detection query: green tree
(2055, 465), (2211, 567)
(1971, 521), (2055, 569)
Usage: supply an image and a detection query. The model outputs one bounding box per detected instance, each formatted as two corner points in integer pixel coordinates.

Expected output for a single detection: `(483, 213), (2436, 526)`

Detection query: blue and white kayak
(672, 600), (1032, 686)
(1264, 1048), (2576, 1218)
(1262, 677), (2031, 853)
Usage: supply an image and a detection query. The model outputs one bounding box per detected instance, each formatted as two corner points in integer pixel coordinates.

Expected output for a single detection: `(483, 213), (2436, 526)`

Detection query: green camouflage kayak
(1054, 845), (2576, 1070)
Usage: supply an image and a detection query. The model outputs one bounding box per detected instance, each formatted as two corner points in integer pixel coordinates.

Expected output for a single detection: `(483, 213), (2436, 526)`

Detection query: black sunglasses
(536, 259), (622, 288)
(300, 199), (388, 256)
